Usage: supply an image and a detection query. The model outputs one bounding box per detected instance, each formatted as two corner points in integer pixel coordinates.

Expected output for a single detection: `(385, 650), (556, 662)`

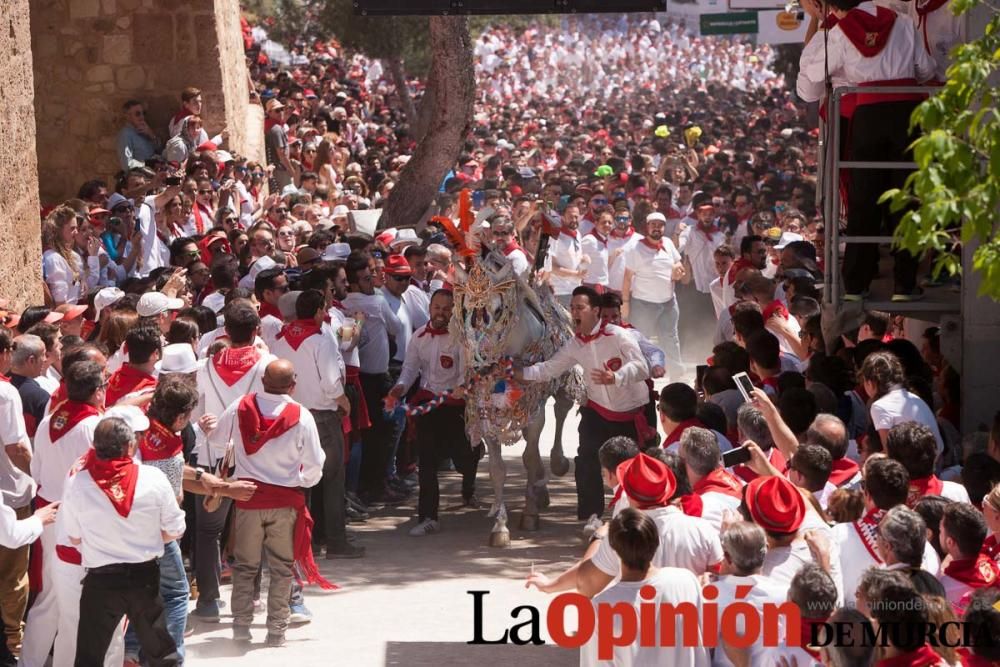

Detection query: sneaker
(326, 542), (366, 559)
(233, 625), (252, 642)
(191, 600), (221, 623)
(462, 494), (480, 509)
(346, 491), (368, 511)
(891, 288), (925, 302)
(265, 633), (286, 648)
(408, 519), (440, 536)
(288, 603), (313, 625)
(346, 504), (370, 522)
(387, 477), (412, 495)
(582, 514), (603, 540)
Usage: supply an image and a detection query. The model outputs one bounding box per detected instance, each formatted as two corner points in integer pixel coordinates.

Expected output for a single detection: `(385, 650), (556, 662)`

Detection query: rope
(397, 357), (515, 418)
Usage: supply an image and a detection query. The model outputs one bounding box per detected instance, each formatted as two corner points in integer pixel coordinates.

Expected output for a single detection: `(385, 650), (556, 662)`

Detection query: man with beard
(515, 286), (650, 530)
(679, 193), (725, 362)
(722, 235), (768, 309)
(490, 217), (530, 277)
(621, 213), (685, 381)
(388, 290), (480, 536)
(547, 204), (588, 309)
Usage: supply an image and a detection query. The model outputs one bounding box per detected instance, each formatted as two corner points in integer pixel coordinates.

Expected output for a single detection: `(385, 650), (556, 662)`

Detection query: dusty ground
(186, 396), (590, 667)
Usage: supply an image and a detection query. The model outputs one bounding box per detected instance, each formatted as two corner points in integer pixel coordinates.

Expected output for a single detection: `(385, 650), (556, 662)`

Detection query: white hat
(137, 291), (184, 318)
(775, 231), (805, 250)
(278, 290), (302, 319)
(646, 212), (667, 224)
(280, 184), (301, 199)
(322, 242), (351, 261)
(157, 343), (203, 374)
(390, 228), (419, 250)
(94, 287), (125, 319)
(103, 405), (150, 433)
(216, 150), (234, 163)
(248, 255), (278, 281)
(331, 205), (350, 219)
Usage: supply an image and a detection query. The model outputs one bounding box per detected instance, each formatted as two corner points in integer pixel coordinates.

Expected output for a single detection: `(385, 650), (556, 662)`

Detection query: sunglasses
(592, 198), (608, 205)
(198, 189), (213, 195)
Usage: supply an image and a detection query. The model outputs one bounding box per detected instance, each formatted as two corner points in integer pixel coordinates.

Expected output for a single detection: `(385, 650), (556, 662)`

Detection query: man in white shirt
(515, 286), (650, 523)
(62, 417), (185, 665)
(607, 209), (640, 295)
(580, 209), (612, 289)
(622, 212), (685, 380)
(254, 267), (290, 350)
(0, 503), (56, 550)
(678, 427), (743, 531)
(389, 290), (480, 536)
(708, 245), (735, 319)
(787, 444), (836, 510)
(270, 290), (361, 560)
(757, 564), (839, 667)
(884, 421), (967, 505)
(207, 360), (328, 646)
(547, 204), (587, 308)
(490, 217), (530, 277)
(579, 508), (711, 667)
(937, 502), (999, 612)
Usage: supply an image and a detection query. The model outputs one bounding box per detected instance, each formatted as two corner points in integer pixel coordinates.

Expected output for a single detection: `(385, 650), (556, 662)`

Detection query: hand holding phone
(733, 372), (755, 403)
(722, 445), (752, 468)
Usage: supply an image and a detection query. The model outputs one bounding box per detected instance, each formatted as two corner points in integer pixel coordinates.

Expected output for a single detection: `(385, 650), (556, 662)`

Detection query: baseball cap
(94, 287), (125, 319)
(137, 291), (184, 318)
(331, 205), (350, 219)
(102, 405), (150, 433)
(54, 304), (88, 321)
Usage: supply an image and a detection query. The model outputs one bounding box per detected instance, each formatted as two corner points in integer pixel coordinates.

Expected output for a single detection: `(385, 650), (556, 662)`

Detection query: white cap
(390, 228), (419, 249)
(102, 405), (150, 433)
(280, 184), (301, 199)
(775, 231), (805, 250)
(646, 212), (667, 225)
(322, 242), (351, 261)
(248, 256), (278, 281)
(137, 291), (184, 318)
(331, 205), (350, 219)
(94, 287), (125, 319)
(157, 343), (203, 374)
(216, 150), (234, 163)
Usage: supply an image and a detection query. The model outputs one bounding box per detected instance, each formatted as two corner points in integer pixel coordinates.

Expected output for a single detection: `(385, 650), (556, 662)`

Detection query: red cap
(617, 453), (675, 509)
(42, 311), (65, 324)
(197, 141), (218, 153)
(383, 254), (412, 277)
(55, 304), (88, 321)
(375, 231), (395, 247)
(89, 207), (111, 216)
(745, 475), (805, 534)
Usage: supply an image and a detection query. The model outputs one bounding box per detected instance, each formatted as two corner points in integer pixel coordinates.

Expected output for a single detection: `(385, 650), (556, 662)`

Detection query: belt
(87, 559), (158, 575)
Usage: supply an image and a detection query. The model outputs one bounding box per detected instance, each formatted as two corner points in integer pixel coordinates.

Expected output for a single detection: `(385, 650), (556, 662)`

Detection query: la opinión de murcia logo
(467, 588), (1000, 660)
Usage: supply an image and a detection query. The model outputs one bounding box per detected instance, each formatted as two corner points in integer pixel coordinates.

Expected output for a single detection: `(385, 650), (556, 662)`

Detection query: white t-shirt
(548, 232), (584, 296)
(711, 574), (788, 667)
(623, 238), (682, 303)
(580, 568), (711, 667)
(0, 383), (33, 509)
(870, 386), (944, 455)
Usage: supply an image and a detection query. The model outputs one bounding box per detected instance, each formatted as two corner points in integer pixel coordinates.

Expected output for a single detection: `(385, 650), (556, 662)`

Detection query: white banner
(756, 9), (809, 44)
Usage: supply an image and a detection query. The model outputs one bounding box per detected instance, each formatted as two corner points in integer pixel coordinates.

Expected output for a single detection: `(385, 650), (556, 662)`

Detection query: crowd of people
(1, 1), (992, 666)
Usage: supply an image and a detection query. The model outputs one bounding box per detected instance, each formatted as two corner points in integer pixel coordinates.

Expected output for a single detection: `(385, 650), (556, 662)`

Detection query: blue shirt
(117, 125), (158, 170)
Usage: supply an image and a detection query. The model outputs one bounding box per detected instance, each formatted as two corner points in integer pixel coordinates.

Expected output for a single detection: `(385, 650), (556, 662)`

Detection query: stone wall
(0, 0), (43, 307)
(30, 0), (262, 203)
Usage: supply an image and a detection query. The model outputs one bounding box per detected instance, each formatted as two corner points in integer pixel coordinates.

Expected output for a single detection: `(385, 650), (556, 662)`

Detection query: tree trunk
(378, 16), (474, 231)
(386, 56), (418, 127)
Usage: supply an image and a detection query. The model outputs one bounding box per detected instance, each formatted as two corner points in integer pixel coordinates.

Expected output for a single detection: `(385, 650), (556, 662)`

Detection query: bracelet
(195, 468), (203, 481)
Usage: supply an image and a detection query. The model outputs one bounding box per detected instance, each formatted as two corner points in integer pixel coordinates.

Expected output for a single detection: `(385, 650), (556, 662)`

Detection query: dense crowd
(1, 2), (993, 666)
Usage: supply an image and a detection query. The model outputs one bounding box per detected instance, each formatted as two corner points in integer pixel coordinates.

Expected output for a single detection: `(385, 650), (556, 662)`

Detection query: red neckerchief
(418, 324), (449, 338)
(761, 375), (781, 392)
(171, 109), (190, 127)
(47, 382), (68, 415)
(105, 364), (157, 407)
(907, 475), (944, 507)
(762, 299), (789, 321)
(829, 457), (860, 486)
(82, 449), (139, 518)
(139, 418), (184, 461)
(0, 373), (9, 383)
(575, 321), (613, 344)
(726, 257), (753, 285)
(276, 319), (322, 351)
(330, 298), (346, 312)
(49, 400), (101, 442)
(237, 393), (302, 455)
(796, 617), (829, 660)
(875, 644), (943, 667)
(915, 0), (949, 52)
(680, 493), (703, 517)
(663, 418), (704, 448)
(259, 301), (283, 321)
(212, 346), (262, 386)
(612, 228), (635, 240)
(944, 553), (1000, 589)
(589, 230), (608, 247)
(560, 227), (578, 240)
(692, 467), (743, 499)
(502, 241), (525, 257)
(640, 237), (663, 252)
(853, 508), (886, 561)
(192, 202), (212, 236)
(837, 6), (897, 58)
(982, 534), (1000, 564)
(156, 222), (183, 247)
(697, 224), (718, 242)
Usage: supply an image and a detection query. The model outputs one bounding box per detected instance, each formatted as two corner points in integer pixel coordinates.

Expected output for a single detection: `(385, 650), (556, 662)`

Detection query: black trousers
(575, 406), (641, 520)
(76, 560), (178, 667)
(842, 101), (920, 295)
(416, 404), (478, 521)
(359, 372), (392, 498)
(312, 408), (348, 549)
(193, 496), (232, 606)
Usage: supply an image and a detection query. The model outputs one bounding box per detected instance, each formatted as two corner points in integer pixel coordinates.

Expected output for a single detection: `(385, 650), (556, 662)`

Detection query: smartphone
(722, 445), (752, 468)
(695, 364), (708, 397)
(733, 372), (755, 403)
(165, 175), (182, 187)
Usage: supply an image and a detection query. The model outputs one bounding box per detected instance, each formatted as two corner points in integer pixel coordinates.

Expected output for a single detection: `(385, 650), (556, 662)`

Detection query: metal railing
(820, 85), (959, 314)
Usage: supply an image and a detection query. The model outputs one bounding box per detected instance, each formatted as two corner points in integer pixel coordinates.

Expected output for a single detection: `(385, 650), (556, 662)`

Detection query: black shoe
(233, 625), (252, 642)
(462, 494), (480, 509)
(346, 505), (370, 522)
(346, 493), (369, 513)
(265, 633), (285, 647)
(326, 542), (366, 559)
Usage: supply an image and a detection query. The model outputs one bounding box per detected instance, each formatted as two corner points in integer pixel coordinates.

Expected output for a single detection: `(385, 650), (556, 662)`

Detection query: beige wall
(30, 0), (261, 203)
(0, 0), (43, 308)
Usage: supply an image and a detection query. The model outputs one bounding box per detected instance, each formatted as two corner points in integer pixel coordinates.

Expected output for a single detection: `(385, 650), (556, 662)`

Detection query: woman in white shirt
(860, 350), (944, 454)
(42, 207), (99, 305)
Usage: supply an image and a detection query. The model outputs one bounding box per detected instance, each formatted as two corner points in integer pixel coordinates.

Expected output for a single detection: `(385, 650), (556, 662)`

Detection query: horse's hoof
(535, 486), (551, 510)
(520, 514), (540, 531)
(489, 529), (511, 548)
(551, 454), (570, 477)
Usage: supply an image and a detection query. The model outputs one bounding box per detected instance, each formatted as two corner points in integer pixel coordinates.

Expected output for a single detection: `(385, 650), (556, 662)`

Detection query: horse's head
(452, 252), (522, 368)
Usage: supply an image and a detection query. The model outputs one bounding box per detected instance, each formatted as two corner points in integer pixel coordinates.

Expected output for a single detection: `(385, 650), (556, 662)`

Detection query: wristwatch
(195, 469), (203, 481)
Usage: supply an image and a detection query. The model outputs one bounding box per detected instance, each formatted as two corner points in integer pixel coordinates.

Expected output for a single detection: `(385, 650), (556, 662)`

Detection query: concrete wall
(0, 0), (44, 308)
(29, 0), (261, 203)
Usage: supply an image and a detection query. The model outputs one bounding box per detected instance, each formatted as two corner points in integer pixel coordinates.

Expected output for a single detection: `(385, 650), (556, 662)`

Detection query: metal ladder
(819, 84), (960, 315)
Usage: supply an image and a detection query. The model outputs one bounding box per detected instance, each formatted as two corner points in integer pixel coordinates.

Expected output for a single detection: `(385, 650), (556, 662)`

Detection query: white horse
(452, 251), (580, 547)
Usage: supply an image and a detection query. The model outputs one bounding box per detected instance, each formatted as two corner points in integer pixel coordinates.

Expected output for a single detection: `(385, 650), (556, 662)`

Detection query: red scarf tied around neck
(906, 475), (944, 507)
(105, 365), (157, 408)
(212, 346), (262, 386)
(836, 6), (897, 57)
(139, 419), (184, 462)
(83, 449), (139, 518)
(762, 299), (789, 321)
(692, 467), (743, 499)
(49, 401), (101, 442)
(276, 319), (322, 351)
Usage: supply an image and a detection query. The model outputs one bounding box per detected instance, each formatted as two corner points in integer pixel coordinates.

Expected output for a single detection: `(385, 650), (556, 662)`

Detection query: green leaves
(886, 0), (1000, 298)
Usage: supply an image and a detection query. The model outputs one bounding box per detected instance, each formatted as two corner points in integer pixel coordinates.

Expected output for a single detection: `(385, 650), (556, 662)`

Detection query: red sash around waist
(585, 400), (658, 446)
